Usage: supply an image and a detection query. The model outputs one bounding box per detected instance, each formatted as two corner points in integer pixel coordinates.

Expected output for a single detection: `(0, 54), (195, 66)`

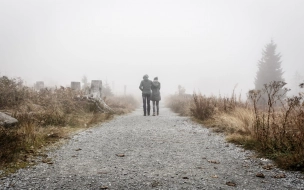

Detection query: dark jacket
(139, 78), (152, 95)
(151, 80), (161, 101)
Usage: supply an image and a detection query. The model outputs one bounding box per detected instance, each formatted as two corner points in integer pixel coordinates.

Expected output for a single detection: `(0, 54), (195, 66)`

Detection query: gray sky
(1, 0), (304, 97)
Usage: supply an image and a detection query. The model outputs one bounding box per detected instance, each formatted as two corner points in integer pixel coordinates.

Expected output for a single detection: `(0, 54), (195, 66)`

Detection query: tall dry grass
(211, 107), (254, 134)
(166, 81), (304, 171)
(0, 76), (138, 175)
(165, 94), (193, 116)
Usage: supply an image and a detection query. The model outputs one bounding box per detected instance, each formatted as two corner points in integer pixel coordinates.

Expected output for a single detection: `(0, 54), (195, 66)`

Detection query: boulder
(0, 112), (18, 127)
(71, 82), (81, 90)
(91, 80), (102, 98)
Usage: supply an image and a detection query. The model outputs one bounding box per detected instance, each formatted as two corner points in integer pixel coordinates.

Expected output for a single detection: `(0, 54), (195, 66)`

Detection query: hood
(153, 80), (160, 86)
(143, 74), (149, 80)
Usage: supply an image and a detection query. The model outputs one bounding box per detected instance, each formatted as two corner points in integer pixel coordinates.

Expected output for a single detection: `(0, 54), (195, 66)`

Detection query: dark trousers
(142, 94), (151, 115)
(152, 100), (159, 115)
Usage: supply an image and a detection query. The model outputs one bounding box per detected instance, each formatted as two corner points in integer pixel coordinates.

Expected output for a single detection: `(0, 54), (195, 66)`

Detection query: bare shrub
(0, 76), (27, 108)
(190, 93), (216, 120)
(248, 81), (304, 170)
(190, 89), (248, 121)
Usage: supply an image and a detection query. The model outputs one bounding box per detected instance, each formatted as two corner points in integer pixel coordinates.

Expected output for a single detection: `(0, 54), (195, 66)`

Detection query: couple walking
(139, 74), (161, 116)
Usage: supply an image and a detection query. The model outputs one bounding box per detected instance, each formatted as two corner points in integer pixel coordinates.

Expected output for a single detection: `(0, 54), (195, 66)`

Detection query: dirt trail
(1, 108), (304, 189)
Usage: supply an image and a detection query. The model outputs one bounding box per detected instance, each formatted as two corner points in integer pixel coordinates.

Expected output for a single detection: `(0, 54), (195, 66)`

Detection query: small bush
(191, 93), (216, 120)
(0, 76), (27, 108)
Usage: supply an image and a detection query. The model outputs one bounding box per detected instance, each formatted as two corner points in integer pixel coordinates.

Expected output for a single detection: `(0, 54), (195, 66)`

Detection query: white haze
(1, 0), (304, 98)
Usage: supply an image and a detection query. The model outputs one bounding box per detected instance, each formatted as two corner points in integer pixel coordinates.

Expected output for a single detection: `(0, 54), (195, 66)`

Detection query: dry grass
(105, 95), (139, 114)
(0, 122), (74, 175)
(165, 94), (193, 116)
(166, 82), (304, 171)
(0, 76), (138, 176)
(211, 108), (254, 134)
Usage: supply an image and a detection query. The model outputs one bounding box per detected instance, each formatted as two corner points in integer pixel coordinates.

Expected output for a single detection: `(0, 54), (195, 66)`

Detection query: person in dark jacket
(151, 77), (161, 116)
(139, 74), (153, 116)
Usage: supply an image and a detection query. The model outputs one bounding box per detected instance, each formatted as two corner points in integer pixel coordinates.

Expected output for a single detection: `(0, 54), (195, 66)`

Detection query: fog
(1, 0), (304, 98)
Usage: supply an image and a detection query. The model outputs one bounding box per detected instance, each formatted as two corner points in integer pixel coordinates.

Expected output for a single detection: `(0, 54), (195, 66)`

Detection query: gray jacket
(151, 81), (161, 101)
(139, 78), (152, 95)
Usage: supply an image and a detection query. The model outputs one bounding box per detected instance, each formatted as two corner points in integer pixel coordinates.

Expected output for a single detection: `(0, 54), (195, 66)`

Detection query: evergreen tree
(255, 40), (284, 90)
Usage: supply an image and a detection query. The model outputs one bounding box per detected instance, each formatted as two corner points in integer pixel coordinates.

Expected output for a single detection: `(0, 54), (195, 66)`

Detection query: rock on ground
(0, 112), (18, 127)
(0, 108), (304, 189)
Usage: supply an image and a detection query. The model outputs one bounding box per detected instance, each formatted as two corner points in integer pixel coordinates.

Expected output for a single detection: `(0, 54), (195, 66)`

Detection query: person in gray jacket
(139, 74), (153, 116)
(151, 77), (161, 116)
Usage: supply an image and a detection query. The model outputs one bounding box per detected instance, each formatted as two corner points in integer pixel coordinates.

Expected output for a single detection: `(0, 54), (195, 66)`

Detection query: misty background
(1, 0), (304, 98)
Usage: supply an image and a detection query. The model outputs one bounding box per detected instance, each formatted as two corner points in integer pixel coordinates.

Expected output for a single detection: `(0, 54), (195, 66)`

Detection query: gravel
(1, 107), (304, 189)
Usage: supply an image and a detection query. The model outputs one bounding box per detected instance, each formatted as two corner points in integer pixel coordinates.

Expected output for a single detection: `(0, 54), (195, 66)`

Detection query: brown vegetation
(165, 94), (193, 116)
(0, 76), (138, 175)
(105, 95), (139, 114)
(166, 82), (304, 171)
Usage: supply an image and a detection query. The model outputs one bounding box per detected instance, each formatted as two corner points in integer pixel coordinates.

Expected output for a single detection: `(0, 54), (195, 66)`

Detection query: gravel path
(1, 107), (304, 189)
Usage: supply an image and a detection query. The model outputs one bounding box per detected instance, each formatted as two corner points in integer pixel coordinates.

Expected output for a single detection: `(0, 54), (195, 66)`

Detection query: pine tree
(255, 40), (284, 90)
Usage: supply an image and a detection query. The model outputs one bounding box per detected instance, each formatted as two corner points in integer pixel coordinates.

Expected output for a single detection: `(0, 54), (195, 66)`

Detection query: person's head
(143, 74), (149, 80)
(154, 77), (158, 81)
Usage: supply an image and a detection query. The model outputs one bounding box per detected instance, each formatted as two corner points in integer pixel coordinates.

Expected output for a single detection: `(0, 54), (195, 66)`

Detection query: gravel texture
(1, 107), (304, 189)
